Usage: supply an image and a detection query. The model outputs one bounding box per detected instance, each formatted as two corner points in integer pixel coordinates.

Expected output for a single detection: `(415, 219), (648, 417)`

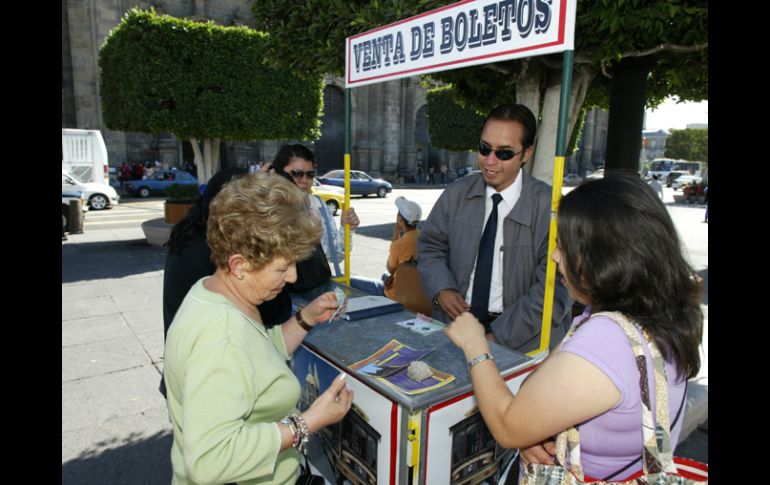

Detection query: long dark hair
(165, 167), (248, 254)
(272, 144), (315, 174)
(557, 174), (703, 379)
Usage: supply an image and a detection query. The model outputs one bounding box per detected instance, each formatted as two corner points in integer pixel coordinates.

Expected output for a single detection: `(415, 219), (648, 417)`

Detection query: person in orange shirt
(349, 196), (422, 298)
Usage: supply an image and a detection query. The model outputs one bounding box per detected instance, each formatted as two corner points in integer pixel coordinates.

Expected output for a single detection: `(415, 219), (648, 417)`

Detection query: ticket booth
(310, 0), (577, 481)
(291, 283), (538, 484)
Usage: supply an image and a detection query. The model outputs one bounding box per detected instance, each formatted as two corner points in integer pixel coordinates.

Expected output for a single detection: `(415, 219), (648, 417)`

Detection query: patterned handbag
(521, 311), (708, 484)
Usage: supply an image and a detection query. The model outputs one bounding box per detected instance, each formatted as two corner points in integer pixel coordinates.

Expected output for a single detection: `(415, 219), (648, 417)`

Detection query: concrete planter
(142, 217), (173, 246)
(164, 201), (193, 224)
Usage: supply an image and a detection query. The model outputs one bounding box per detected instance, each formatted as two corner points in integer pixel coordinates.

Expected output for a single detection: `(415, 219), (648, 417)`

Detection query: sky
(644, 97), (708, 131)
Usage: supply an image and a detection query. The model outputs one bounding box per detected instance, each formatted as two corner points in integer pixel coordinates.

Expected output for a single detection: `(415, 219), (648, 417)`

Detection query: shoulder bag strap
(560, 311), (686, 481)
(602, 384), (687, 480)
(593, 311), (677, 476)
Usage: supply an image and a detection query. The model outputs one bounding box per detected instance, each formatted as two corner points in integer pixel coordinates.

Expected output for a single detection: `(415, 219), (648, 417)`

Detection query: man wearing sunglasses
(418, 103), (573, 354)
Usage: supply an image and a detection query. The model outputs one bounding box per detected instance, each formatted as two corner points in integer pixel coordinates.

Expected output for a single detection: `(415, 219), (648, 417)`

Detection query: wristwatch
(467, 352), (495, 371)
(432, 288), (451, 308)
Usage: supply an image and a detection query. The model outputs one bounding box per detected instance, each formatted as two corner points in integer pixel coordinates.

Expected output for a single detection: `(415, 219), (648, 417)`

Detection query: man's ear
(521, 146), (534, 166)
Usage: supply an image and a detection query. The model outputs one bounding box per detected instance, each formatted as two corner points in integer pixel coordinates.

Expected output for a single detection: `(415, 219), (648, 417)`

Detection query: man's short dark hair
(482, 103), (537, 149)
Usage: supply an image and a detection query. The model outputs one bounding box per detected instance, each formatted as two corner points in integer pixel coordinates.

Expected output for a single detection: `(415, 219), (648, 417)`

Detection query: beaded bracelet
(288, 413), (310, 454)
(279, 417), (299, 448)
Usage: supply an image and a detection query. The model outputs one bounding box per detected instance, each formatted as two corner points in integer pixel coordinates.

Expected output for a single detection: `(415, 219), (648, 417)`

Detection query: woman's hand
(341, 207), (360, 230)
(519, 440), (556, 467)
(303, 291), (344, 325)
(302, 373), (354, 433)
(445, 311), (488, 353)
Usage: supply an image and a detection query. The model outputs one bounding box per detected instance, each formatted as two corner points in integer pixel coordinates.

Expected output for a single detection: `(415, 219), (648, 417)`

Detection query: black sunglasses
(288, 169), (316, 179)
(478, 141), (523, 161)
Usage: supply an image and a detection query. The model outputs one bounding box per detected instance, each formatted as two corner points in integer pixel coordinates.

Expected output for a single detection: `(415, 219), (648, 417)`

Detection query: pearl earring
(236, 274), (244, 280)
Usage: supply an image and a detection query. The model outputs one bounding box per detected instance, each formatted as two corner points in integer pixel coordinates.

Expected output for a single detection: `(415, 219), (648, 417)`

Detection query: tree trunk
(203, 139), (212, 182)
(189, 137), (222, 183)
(515, 61), (543, 125)
(515, 62), (543, 177)
(530, 66), (596, 184)
(567, 65), (596, 152)
(212, 138), (221, 177)
(530, 71), (561, 184)
(605, 58), (652, 173)
(190, 137), (204, 184)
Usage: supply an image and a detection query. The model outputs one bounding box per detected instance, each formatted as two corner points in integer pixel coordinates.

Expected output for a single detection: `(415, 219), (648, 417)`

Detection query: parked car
(62, 170), (120, 210)
(672, 175), (703, 191)
(312, 178), (345, 216)
(123, 170), (198, 198)
(318, 169), (393, 198)
(563, 173), (582, 186)
(665, 171), (690, 188)
(62, 190), (88, 234)
(585, 168), (604, 180)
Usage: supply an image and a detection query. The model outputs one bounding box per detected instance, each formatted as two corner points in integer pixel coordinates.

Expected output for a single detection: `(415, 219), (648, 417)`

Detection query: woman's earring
(236, 274), (244, 280)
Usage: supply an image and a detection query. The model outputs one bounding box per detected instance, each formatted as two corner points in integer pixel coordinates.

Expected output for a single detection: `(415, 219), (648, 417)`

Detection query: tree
(252, 0), (707, 183)
(426, 88), (484, 151)
(99, 9), (324, 182)
(665, 128), (708, 163)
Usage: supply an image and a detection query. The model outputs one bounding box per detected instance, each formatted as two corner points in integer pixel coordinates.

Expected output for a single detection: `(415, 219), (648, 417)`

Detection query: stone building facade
(61, 0), (475, 182)
(569, 108), (609, 176)
(641, 129), (670, 162)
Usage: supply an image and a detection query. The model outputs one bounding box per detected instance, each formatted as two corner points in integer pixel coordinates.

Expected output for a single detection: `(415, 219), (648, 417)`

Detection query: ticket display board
(290, 283), (536, 484)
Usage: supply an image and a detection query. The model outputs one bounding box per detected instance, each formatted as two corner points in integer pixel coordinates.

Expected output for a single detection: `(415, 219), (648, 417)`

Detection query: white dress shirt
(465, 174), (523, 313)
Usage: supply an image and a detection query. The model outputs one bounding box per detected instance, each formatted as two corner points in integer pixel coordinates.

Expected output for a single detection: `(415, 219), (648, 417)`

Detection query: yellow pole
(527, 156), (565, 358)
(342, 153), (351, 287)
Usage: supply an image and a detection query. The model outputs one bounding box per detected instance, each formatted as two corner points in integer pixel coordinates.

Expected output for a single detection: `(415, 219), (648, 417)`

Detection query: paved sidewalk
(62, 187), (707, 483)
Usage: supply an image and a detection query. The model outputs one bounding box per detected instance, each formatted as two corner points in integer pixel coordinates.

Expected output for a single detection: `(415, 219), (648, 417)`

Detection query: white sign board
(345, 0), (576, 88)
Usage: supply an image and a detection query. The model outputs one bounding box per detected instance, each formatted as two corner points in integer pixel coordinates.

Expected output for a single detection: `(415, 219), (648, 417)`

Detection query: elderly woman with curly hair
(164, 173), (354, 485)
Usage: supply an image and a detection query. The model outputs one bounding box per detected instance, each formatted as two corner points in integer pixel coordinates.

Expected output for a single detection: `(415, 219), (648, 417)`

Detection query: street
(63, 183), (707, 483)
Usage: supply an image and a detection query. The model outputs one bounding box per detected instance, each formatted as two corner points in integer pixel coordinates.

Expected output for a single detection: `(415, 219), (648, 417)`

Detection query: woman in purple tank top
(446, 174), (703, 482)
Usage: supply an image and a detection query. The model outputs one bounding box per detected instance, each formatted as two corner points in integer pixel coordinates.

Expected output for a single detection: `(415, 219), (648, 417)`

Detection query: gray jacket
(417, 171), (573, 353)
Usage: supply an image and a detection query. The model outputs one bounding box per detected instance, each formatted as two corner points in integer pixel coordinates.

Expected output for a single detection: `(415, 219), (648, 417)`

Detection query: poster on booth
(292, 346), (400, 485)
(346, 0), (577, 88)
(424, 366), (535, 484)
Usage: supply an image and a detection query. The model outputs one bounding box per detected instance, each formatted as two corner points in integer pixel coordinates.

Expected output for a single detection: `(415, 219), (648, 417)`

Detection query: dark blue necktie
(471, 193), (503, 324)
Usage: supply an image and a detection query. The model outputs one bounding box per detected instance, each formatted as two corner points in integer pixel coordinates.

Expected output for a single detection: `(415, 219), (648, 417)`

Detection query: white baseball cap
(395, 196), (422, 225)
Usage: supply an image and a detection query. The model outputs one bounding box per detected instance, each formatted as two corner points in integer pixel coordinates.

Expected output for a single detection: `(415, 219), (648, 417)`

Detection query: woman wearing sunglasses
(271, 144), (360, 290)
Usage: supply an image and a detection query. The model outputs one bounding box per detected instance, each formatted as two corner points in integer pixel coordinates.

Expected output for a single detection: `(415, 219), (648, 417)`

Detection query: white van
(62, 128), (110, 185)
(62, 170), (120, 210)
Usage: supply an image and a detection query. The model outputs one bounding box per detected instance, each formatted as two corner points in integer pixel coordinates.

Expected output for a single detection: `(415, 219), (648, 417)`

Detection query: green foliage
(252, 0), (447, 76)
(664, 128), (708, 163)
(577, 0), (708, 108)
(165, 183), (200, 202)
(251, 0), (707, 111)
(426, 88), (485, 151)
(99, 9), (324, 141)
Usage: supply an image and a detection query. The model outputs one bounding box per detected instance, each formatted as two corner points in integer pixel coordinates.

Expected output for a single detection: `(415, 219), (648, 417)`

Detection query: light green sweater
(164, 278), (300, 485)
